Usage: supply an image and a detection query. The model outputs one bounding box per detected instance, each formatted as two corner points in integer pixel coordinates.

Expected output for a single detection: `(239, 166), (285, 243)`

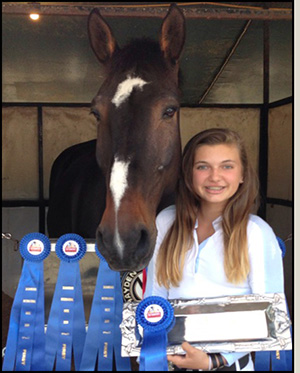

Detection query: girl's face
(192, 144), (244, 210)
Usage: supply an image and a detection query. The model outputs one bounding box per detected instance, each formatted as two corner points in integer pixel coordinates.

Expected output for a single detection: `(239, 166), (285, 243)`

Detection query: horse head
(88, 4), (185, 271)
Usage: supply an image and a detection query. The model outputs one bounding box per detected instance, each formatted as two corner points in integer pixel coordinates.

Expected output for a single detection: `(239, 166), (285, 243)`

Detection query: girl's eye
(90, 108), (101, 121)
(197, 165), (208, 170)
(163, 106), (177, 119)
(223, 165), (233, 169)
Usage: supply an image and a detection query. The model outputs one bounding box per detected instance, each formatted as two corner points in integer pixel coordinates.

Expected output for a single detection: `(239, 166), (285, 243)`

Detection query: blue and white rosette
(2, 233), (51, 371)
(136, 296), (175, 371)
(45, 234), (86, 371)
(80, 245), (131, 371)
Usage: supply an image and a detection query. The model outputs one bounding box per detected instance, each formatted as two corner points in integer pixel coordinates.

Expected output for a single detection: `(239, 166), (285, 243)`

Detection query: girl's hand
(167, 342), (210, 370)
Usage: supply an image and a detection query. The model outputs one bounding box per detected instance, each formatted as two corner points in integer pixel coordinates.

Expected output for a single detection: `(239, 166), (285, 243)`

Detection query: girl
(144, 128), (284, 371)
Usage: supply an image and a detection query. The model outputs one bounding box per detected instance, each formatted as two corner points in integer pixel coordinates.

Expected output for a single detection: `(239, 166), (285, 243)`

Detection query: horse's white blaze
(110, 158), (130, 211)
(110, 158), (130, 256)
(114, 229), (124, 258)
(112, 75), (148, 108)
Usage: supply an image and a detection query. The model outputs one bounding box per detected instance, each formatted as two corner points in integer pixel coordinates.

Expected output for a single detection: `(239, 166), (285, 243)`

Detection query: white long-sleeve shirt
(144, 205), (284, 367)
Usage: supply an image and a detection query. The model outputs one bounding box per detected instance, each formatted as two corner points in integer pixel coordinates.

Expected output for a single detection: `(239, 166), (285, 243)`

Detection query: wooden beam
(2, 3), (292, 20)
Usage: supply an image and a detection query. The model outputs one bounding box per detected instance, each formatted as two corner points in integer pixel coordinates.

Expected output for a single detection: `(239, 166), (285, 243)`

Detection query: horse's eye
(163, 106), (177, 119)
(90, 108), (101, 121)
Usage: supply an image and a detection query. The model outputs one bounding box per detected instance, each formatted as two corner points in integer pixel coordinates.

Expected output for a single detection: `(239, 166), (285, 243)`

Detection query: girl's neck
(196, 203), (223, 244)
(197, 202), (224, 225)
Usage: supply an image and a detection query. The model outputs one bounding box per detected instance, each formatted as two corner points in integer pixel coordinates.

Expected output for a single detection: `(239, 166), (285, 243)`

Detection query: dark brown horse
(47, 4), (185, 272)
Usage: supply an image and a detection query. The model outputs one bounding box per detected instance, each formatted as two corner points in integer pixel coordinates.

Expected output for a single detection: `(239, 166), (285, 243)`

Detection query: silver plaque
(120, 293), (292, 356)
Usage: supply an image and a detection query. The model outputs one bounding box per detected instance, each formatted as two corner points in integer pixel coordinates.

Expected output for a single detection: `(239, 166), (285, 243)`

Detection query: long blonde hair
(156, 128), (259, 288)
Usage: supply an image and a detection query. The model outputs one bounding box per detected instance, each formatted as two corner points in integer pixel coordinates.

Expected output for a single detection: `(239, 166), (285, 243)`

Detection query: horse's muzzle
(96, 224), (154, 272)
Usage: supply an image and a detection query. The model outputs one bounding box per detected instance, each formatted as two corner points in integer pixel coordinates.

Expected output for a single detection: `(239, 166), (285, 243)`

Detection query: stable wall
(2, 104), (293, 318)
(2, 106), (261, 201)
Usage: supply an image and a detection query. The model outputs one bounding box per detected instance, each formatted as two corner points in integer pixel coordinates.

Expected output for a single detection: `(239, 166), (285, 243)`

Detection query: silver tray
(120, 293), (292, 356)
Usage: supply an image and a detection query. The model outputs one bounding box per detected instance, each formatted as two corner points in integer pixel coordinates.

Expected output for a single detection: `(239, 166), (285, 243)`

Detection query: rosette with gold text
(79, 245), (131, 371)
(45, 234), (86, 371)
(136, 296), (174, 371)
(2, 233), (51, 371)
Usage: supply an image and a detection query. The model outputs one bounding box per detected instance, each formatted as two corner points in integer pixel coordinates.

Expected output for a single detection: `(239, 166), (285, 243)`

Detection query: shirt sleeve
(247, 217), (284, 293)
(221, 352), (250, 367)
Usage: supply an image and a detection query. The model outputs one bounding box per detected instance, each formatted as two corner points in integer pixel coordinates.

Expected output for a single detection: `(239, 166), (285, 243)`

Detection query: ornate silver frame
(120, 293), (292, 356)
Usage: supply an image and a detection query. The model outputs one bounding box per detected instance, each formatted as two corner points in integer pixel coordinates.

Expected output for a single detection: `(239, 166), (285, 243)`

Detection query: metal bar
(198, 20), (252, 104)
(1, 98), (291, 108)
(38, 105), (46, 234)
(266, 198), (293, 208)
(2, 4), (292, 20)
(257, 20), (270, 220)
(50, 240), (96, 252)
(268, 96), (293, 108)
(184, 103), (263, 109)
(2, 102), (90, 108)
(2, 200), (47, 207)
(2, 102), (263, 109)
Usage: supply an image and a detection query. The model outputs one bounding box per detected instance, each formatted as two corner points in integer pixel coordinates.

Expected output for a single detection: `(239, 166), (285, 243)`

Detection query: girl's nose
(209, 168), (221, 181)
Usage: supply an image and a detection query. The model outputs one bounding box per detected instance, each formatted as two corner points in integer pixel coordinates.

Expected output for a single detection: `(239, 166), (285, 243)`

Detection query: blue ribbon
(254, 302), (293, 371)
(45, 234), (86, 371)
(255, 237), (292, 371)
(255, 349), (293, 371)
(136, 296), (174, 371)
(2, 233), (51, 371)
(276, 236), (286, 258)
(80, 245), (131, 371)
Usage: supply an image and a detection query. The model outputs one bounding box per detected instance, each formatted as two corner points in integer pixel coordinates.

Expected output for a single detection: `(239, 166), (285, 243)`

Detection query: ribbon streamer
(2, 232), (51, 371)
(254, 237), (292, 371)
(80, 245), (131, 371)
(45, 234), (86, 371)
(136, 296), (174, 371)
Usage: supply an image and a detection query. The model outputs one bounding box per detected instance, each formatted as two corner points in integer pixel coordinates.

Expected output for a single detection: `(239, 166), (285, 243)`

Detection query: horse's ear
(159, 4), (185, 64)
(88, 8), (119, 65)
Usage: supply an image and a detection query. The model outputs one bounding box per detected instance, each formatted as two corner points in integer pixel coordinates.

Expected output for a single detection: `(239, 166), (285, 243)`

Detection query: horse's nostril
(135, 228), (149, 257)
(139, 229), (148, 248)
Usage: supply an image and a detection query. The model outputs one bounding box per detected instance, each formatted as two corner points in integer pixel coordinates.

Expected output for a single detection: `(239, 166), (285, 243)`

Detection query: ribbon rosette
(45, 233), (86, 371)
(80, 245), (131, 371)
(2, 232), (51, 371)
(136, 296), (174, 371)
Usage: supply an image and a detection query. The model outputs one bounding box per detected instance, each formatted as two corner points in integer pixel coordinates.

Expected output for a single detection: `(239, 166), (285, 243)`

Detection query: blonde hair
(156, 128), (259, 288)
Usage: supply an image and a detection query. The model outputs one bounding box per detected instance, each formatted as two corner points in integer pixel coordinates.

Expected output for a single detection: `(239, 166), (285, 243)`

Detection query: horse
(47, 4), (185, 272)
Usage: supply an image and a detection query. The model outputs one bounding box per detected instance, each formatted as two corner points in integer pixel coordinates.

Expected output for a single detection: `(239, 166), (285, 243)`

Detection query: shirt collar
(194, 215), (223, 230)
(212, 215), (222, 230)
